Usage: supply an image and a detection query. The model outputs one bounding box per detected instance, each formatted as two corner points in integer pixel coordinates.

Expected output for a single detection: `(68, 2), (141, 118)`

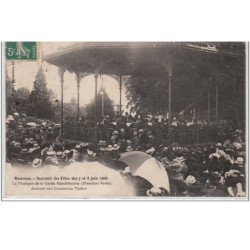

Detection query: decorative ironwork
(58, 67), (66, 83)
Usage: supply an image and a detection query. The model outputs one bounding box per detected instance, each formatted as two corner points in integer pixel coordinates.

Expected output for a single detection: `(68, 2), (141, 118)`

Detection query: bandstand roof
(44, 42), (243, 77)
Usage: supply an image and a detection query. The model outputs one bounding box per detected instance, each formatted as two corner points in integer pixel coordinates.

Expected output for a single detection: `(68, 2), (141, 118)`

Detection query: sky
(5, 42), (128, 111)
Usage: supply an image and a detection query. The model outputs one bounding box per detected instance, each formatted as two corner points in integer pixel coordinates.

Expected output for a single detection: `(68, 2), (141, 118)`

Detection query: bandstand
(44, 42), (243, 141)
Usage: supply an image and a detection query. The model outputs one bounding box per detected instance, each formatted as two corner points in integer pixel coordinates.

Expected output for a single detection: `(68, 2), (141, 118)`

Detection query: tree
(6, 69), (15, 114)
(62, 97), (77, 119)
(52, 97), (86, 122)
(28, 67), (54, 119)
(124, 75), (169, 115)
(124, 43), (245, 127)
(85, 89), (114, 120)
(15, 87), (30, 113)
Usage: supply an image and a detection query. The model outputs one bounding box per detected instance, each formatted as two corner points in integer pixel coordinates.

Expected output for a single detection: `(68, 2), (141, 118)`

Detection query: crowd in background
(6, 112), (246, 197)
(64, 110), (236, 144)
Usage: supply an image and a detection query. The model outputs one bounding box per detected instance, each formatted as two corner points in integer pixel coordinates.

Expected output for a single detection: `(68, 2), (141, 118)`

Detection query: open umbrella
(118, 151), (170, 194)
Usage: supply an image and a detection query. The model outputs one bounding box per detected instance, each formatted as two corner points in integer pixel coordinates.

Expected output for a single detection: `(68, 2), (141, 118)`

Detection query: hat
(225, 148), (234, 154)
(138, 129), (144, 133)
(13, 112), (20, 117)
(14, 142), (21, 148)
(63, 150), (73, 157)
(122, 166), (132, 175)
(106, 145), (114, 151)
(233, 142), (242, 150)
(56, 151), (63, 158)
(100, 146), (106, 152)
(209, 153), (220, 159)
(175, 146), (183, 152)
(120, 128), (125, 132)
(126, 145), (133, 152)
(216, 143), (222, 148)
(10, 140), (16, 146)
(75, 144), (81, 149)
(184, 175), (197, 185)
(218, 150), (226, 157)
(235, 157), (244, 165)
(113, 130), (119, 135)
(46, 151), (56, 156)
(87, 150), (96, 157)
(162, 146), (168, 152)
(21, 148), (28, 154)
(146, 147), (155, 155)
(146, 186), (162, 196)
(44, 156), (58, 165)
(113, 144), (120, 151)
(32, 158), (42, 168)
(80, 142), (89, 148)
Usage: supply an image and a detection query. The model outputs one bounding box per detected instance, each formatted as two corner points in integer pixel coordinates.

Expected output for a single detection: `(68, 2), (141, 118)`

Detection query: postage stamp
(5, 42), (37, 60)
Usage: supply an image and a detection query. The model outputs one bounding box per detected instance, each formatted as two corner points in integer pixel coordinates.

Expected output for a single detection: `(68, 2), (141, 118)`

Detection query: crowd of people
(6, 112), (246, 197)
(64, 111), (235, 144)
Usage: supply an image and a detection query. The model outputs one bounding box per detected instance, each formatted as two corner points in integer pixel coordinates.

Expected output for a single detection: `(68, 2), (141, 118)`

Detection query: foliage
(14, 87), (30, 113)
(85, 89), (114, 120)
(52, 97), (85, 122)
(124, 75), (169, 115)
(28, 67), (55, 119)
(124, 44), (245, 127)
(6, 70), (15, 114)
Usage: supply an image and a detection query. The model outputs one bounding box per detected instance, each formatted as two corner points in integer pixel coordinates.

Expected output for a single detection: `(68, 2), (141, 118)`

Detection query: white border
(246, 42), (249, 200)
(1, 2), (250, 250)
(1, 42), (249, 201)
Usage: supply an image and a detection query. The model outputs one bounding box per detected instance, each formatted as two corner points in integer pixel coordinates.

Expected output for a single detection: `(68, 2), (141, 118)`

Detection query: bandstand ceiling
(44, 42), (243, 77)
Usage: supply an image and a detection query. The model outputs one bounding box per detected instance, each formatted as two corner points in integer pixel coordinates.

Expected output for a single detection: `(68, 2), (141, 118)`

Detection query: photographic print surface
(2, 42), (247, 200)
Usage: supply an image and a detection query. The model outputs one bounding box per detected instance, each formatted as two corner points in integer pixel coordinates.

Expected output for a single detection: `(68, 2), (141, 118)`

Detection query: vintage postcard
(1, 42), (248, 200)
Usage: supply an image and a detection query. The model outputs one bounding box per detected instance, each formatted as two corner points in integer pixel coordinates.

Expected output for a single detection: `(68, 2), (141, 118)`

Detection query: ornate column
(119, 75), (122, 115)
(207, 86), (211, 122)
(58, 67), (66, 137)
(94, 72), (98, 122)
(215, 82), (218, 122)
(75, 72), (82, 140)
(168, 69), (173, 127)
(207, 77), (211, 122)
(11, 61), (15, 85)
(163, 57), (173, 127)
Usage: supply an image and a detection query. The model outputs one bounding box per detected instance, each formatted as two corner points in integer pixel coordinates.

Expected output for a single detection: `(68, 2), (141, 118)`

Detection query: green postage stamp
(5, 42), (37, 60)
